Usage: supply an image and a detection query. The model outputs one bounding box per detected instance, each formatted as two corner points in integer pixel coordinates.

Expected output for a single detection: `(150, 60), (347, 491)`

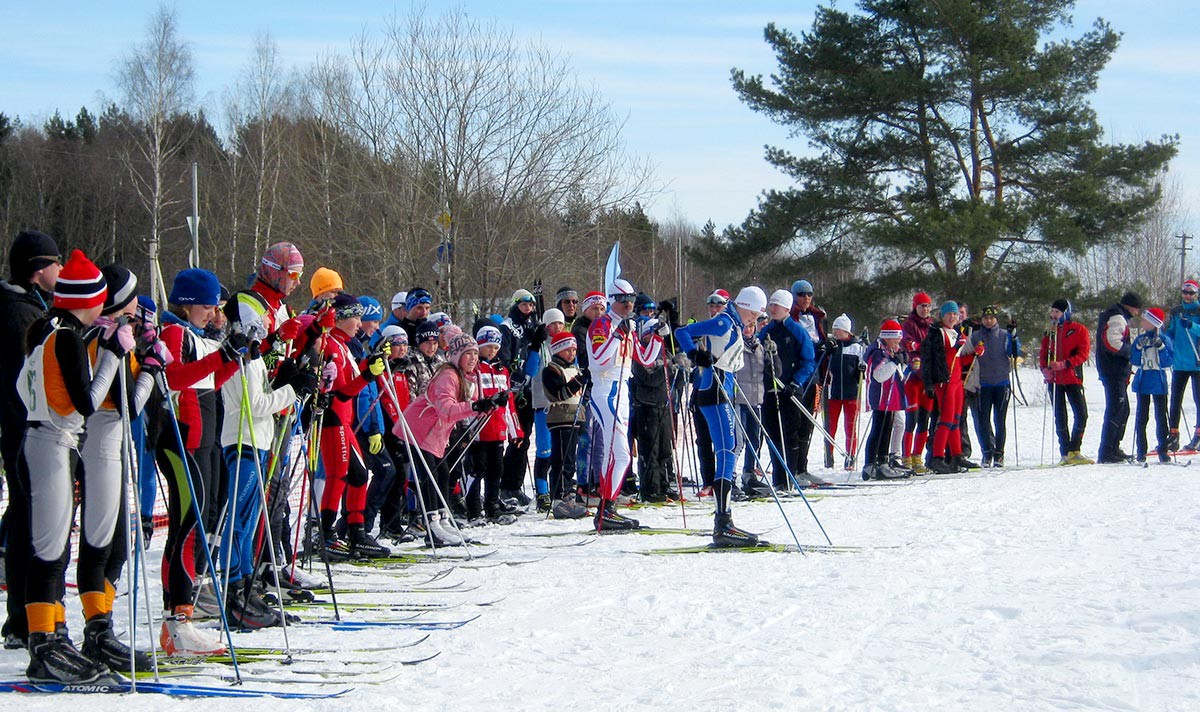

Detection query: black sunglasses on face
(1184, 290), (1198, 296)
(795, 292), (813, 297)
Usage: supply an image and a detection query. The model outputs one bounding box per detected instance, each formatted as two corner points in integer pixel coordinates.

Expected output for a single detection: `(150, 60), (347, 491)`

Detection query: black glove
(219, 339), (243, 363)
(528, 325), (548, 350)
(786, 382), (804, 399)
(472, 398), (497, 413)
(290, 370), (319, 400)
(490, 391), (511, 409)
(925, 384), (936, 400)
(1180, 317), (1193, 329)
(1144, 335), (1163, 349)
(569, 373), (587, 389)
(226, 331), (262, 361)
(689, 350), (713, 368)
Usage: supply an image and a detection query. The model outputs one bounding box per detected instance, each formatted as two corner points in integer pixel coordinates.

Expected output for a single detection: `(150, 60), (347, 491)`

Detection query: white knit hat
(832, 313), (852, 333)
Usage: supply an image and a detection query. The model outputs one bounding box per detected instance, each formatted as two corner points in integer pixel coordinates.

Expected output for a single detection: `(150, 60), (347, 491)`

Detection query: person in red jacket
(156, 269), (242, 634)
(920, 301), (980, 474)
(374, 324), (414, 537)
(1039, 299), (1094, 465)
(469, 325), (523, 523)
(901, 292), (935, 473)
(315, 293), (389, 559)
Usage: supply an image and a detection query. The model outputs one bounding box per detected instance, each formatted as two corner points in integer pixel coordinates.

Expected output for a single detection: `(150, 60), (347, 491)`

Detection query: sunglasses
(613, 294), (636, 304)
(1184, 290), (1198, 296)
(287, 270), (303, 281)
(916, 303), (932, 309)
(795, 292), (813, 297)
(706, 298), (727, 306)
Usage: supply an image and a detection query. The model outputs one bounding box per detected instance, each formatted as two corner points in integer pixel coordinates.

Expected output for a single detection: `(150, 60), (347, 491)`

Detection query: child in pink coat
(396, 332), (503, 545)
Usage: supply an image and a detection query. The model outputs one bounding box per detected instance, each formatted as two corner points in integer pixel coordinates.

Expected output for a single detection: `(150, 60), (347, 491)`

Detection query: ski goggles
(611, 294), (637, 304)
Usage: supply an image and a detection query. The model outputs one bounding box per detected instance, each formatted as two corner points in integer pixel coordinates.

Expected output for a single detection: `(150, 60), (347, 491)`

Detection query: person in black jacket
(1096, 291), (1144, 463)
(0, 229), (60, 648)
(498, 288), (542, 504)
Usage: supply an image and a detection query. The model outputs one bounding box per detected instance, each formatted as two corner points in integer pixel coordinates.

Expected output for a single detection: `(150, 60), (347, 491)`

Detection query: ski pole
(661, 355), (686, 528)
(234, 355), (293, 661)
(154, 371), (242, 681)
(392, 399), (472, 557)
(715, 367), (820, 549)
(117, 362), (159, 686)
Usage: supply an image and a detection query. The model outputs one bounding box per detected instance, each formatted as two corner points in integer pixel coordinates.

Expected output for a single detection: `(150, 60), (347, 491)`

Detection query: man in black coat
(0, 229), (61, 647)
(1096, 291), (1144, 463)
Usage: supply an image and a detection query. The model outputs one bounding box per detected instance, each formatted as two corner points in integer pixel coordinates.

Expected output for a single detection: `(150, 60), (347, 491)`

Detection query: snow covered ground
(3, 366), (1199, 710)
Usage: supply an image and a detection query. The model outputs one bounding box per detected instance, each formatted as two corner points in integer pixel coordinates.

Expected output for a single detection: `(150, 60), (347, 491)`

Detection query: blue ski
(0, 678), (351, 698)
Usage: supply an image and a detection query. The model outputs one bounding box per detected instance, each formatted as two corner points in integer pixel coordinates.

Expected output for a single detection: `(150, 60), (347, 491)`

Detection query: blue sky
(3, 1), (1197, 233)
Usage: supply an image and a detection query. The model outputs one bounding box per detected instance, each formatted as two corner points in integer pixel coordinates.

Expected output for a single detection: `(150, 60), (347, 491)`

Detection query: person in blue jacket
(1166, 278), (1200, 451)
(352, 314), (396, 536)
(674, 286), (768, 547)
(759, 290), (819, 486)
(967, 305), (1022, 467)
(1132, 307), (1174, 463)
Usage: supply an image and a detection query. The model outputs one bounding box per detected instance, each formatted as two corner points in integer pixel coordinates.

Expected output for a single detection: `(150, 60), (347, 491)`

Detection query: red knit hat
(581, 291), (607, 312)
(54, 249), (107, 310)
(1144, 307), (1165, 329)
(879, 319), (903, 339)
(549, 331), (577, 356)
(912, 292), (932, 308)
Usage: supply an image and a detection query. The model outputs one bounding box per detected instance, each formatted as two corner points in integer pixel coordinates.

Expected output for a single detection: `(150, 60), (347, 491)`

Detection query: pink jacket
(395, 366), (476, 458)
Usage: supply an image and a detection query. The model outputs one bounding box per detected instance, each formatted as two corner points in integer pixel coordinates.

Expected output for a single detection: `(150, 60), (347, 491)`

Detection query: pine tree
(705, 0), (1176, 317)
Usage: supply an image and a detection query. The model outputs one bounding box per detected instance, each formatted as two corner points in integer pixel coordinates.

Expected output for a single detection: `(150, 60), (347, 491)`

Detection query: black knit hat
(9, 229), (60, 286)
(100, 264), (138, 316)
(1119, 291), (1145, 310)
(1051, 299), (1070, 312)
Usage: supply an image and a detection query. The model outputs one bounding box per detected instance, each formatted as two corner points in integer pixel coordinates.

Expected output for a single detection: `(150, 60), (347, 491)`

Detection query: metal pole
(187, 162), (200, 269)
(1178, 233), (1193, 289)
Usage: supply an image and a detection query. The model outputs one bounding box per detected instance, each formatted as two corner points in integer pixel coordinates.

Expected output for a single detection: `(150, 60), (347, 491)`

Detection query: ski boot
(225, 580), (282, 630)
(82, 613), (154, 673)
(26, 631), (112, 684)
(1065, 451), (1095, 466)
(349, 525), (392, 559)
(954, 455), (981, 470)
(1187, 430), (1200, 451)
(499, 488), (531, 507)
(711, 480), (760, 548)
(160, 605), (226, 657)
(1166, 429), (1180, 452)
(873, 462), (908, 480)
(928, 456), (958, 474)
(550, 494), (588, 520)
(536, 493), (553, 513)
(426, 510), (465, 546)
(593, 500), (640, 531)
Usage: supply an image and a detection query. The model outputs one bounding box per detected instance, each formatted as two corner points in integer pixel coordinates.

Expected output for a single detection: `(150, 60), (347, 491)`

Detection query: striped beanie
(100, 264), (138, 316)
(549, 331), (577, 356)
(581, 291), (606, 312)
(54, 250), (107, 310)
(1144, 307), (1165, 329)
(879, 319), (903, 340)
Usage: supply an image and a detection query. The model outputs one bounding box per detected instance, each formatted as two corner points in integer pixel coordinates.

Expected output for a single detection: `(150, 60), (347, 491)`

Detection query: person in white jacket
(218, 309), (300, 630)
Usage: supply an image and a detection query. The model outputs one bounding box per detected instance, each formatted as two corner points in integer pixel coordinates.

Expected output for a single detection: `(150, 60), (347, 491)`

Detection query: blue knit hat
(406, 288), (432, 311)
(791, 279), (813, 295)
(169, 268), (221, 306)
(940, 300), (959, 318)
(358, 295), (383, 322)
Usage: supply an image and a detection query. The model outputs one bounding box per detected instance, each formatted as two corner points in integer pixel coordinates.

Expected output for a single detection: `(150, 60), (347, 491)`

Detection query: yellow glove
(368, 433), (384, 455)
(367, 353), (386, 378)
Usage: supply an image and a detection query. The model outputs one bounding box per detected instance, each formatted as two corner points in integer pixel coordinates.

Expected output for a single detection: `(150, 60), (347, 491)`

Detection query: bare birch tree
(114, 3), (195, 302)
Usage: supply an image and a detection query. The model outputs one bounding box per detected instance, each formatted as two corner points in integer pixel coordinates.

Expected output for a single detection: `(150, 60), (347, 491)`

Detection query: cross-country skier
(674, 286), (768, 547)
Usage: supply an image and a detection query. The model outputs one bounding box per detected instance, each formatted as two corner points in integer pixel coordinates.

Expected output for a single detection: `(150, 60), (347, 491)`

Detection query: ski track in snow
(3, 368), (1200, 710)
